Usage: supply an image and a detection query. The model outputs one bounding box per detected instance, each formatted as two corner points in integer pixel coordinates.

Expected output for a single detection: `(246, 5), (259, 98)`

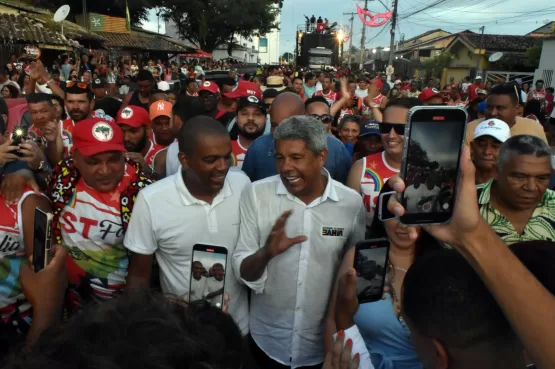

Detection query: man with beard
(116, 105), (165, 176)
(47, 118), (154, 315)
(62, 83), (95, 156)
(203, 263), (225, 308)
(232, 96), (267, 169)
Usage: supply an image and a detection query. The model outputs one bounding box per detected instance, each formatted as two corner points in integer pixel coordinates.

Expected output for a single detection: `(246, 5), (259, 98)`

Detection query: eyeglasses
(66, 81), (88, 89)
(379, 122), (405, 135)
(309, 114), (334, 124)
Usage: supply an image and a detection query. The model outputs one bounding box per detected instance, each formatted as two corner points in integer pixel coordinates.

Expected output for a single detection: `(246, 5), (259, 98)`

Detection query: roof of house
(96, 30), (193, 52)
(0, 0), (50, 15)
(31, 13), (104, 42)
(401, 29), (450, 44)
(458, 32), (539, 52)
(0, 12), (69, 45)
(527, 21), (554, 35)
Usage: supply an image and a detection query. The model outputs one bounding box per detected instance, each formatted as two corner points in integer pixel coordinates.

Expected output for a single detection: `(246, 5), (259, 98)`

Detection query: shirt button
(296, 307), (301, 311)
(298, 282), (302, 286)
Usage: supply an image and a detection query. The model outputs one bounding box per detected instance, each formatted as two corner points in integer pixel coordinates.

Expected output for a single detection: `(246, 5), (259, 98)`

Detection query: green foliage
(419, 53), (454, 79)
(525, 42), (542, 68)
(35, 0), (154, 25)
(160, 0), (280, 53)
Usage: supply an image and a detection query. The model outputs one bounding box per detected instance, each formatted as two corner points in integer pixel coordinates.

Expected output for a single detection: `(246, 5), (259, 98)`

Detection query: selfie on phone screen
(402, 109), (466, 224)
(354, 240), (389, 303)
(189, 245), (227, 309)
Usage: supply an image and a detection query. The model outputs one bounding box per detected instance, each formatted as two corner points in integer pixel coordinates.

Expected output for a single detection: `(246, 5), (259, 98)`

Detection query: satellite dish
(53, 5), (70, 38)
(489, 52), (504, 62)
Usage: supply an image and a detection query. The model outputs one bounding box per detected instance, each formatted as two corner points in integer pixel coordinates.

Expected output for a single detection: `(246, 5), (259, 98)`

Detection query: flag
(125, 0), (131, 30)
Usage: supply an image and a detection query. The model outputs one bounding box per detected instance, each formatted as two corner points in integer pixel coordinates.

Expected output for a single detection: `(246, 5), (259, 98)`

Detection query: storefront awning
(181, 49), (213, 59)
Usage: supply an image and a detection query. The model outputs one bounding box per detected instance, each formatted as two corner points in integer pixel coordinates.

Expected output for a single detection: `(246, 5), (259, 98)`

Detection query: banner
(356, 5), (392, 27)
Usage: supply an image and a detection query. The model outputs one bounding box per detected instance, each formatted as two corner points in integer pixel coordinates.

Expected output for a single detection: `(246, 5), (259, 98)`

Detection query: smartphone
(378, 190), (396, 222)
(399, 106), (467, 225)
(354, 239), (389, 303)
(33, 208), (53, 272)
(189, 244), (228, 309)
(11, 126), (27, 147)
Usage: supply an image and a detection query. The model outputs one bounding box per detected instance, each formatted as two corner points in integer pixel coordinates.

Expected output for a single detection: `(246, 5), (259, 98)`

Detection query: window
(419, 49), (431, 57)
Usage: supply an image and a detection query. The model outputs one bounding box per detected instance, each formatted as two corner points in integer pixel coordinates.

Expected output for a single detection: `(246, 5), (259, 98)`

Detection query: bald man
(242, 92), (352, 183)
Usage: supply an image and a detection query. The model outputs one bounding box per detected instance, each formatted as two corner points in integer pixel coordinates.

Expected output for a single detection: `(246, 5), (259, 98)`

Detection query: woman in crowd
(325, 184), (444, 369)
(1, 84), (19, 99)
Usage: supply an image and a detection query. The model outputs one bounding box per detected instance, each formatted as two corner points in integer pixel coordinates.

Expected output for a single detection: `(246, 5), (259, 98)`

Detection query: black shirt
(93, 97), (122, 118)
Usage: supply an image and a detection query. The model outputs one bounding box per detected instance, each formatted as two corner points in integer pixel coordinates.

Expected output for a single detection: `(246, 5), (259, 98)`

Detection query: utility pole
(476, 26), (485, 76)
(359, 0), (369, 70)
(343, 12), (356, 65)
(387, 0), (398, 67)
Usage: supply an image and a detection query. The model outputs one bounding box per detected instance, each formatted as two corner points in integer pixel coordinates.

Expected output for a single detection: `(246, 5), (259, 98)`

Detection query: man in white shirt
(203, 263), (225, 307)
(189, 261), (207, 302)
(233, 115), (366, 369)
(124, 116), (251, 335)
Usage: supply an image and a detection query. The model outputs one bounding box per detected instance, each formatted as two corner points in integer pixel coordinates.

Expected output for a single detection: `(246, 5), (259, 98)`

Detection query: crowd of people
(0, 51), (553, 369)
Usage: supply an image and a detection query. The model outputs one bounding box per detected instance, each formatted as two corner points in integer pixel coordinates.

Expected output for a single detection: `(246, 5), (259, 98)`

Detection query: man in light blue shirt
(242, 92), (352, 184)
(303, 72), (318, 98)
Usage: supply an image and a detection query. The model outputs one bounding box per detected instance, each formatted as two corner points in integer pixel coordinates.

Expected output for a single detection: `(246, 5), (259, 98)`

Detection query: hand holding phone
(354, 239), (390, 303)
(399, 106), (467, 225)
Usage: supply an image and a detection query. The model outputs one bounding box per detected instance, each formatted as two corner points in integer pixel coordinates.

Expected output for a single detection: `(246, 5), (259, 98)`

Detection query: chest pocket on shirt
(313, 224), (349, 264)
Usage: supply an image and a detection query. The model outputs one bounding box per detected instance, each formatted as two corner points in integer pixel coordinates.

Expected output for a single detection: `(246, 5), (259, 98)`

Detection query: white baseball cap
(157, 81), (170, 92)
(473, 118), (510, 143)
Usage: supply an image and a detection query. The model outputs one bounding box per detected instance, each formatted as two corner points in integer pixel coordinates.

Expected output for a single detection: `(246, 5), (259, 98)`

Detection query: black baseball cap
(237, 95), (266, 114)
(92, 78), (106, 88)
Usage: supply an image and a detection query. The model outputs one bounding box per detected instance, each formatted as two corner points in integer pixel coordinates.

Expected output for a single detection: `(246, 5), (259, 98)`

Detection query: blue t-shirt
(242, 134), (352, 184)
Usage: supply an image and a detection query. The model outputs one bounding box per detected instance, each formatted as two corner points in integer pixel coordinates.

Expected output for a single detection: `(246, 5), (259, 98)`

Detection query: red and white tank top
(0, 190), (39, 321)
(314, 90), (338, 106)
(338, 109), (354, 122)
(231, 139), (248, 169)
(360, 152), (399, 226)
(529, 89), (546, 101)
(144, 139), (166, 166)
(358, 94), (385, 116)
(60, 164), (137, 301)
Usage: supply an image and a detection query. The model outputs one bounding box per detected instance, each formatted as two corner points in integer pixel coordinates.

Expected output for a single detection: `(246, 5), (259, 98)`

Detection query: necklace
(388, 262), (404, 321)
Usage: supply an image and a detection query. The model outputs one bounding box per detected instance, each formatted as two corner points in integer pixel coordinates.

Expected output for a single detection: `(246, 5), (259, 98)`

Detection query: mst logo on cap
(203, 81), (211, 87)
(247, 96), (259, 103)
(488, 120), (495, 126)
(120, 107), (134, 119)
(92, 122), (114, 142)
(94, 79), (101, 84)
(432, 88), (440, 93)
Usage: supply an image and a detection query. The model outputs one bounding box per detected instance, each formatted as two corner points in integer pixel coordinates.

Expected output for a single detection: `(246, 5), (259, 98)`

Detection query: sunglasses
(379, 122), (405, 135)
(66, 81), (88, 89)
(309, 114), (334, 124)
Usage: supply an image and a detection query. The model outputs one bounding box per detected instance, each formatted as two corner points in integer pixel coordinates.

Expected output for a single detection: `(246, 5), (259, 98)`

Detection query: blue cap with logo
(360, 120), (381, 137)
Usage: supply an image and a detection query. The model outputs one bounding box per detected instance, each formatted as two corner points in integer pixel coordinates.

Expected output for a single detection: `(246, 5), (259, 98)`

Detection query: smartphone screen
(189, 245), (228, 309)
(354, 239), (390, 303)
(400, 107), (467, 225)
(33, 208), (53, 272)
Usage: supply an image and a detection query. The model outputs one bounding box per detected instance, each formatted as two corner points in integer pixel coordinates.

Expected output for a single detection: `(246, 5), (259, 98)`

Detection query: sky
(141, 1), (555, 55)
(410, 121), (464, 167)
(277, 0), (555, 55)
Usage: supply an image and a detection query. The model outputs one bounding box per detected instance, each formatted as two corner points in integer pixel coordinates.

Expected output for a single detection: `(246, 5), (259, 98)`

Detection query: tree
(160, 0), (280, 53)
(35, 0), (154, 25)
(349, 45), (360, 54)
(525, 41), (542, 68)
(419, 53), (454, 80)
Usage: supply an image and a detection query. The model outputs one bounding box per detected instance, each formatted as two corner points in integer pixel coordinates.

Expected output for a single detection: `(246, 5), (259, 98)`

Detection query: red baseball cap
(223, 80), (262, 100)
(418, 88), (442, 102)
(72, 118), (125, 157)
(198, 80), (220, 94)
(116, 105), (150, 128)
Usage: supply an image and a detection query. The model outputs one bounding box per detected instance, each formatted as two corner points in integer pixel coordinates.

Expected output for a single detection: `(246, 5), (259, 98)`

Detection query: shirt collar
(275, 168), (339, 203)
(175, 171), (232, 206)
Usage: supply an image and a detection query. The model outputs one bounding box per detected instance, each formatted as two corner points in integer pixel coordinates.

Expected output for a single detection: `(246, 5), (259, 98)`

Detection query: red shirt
(231, 140), (248, 169)
(468, 83), (483, 101)
(144, 139), (166, 166)
(314, 90), (338, 106)
(546, 95), (554, 116)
